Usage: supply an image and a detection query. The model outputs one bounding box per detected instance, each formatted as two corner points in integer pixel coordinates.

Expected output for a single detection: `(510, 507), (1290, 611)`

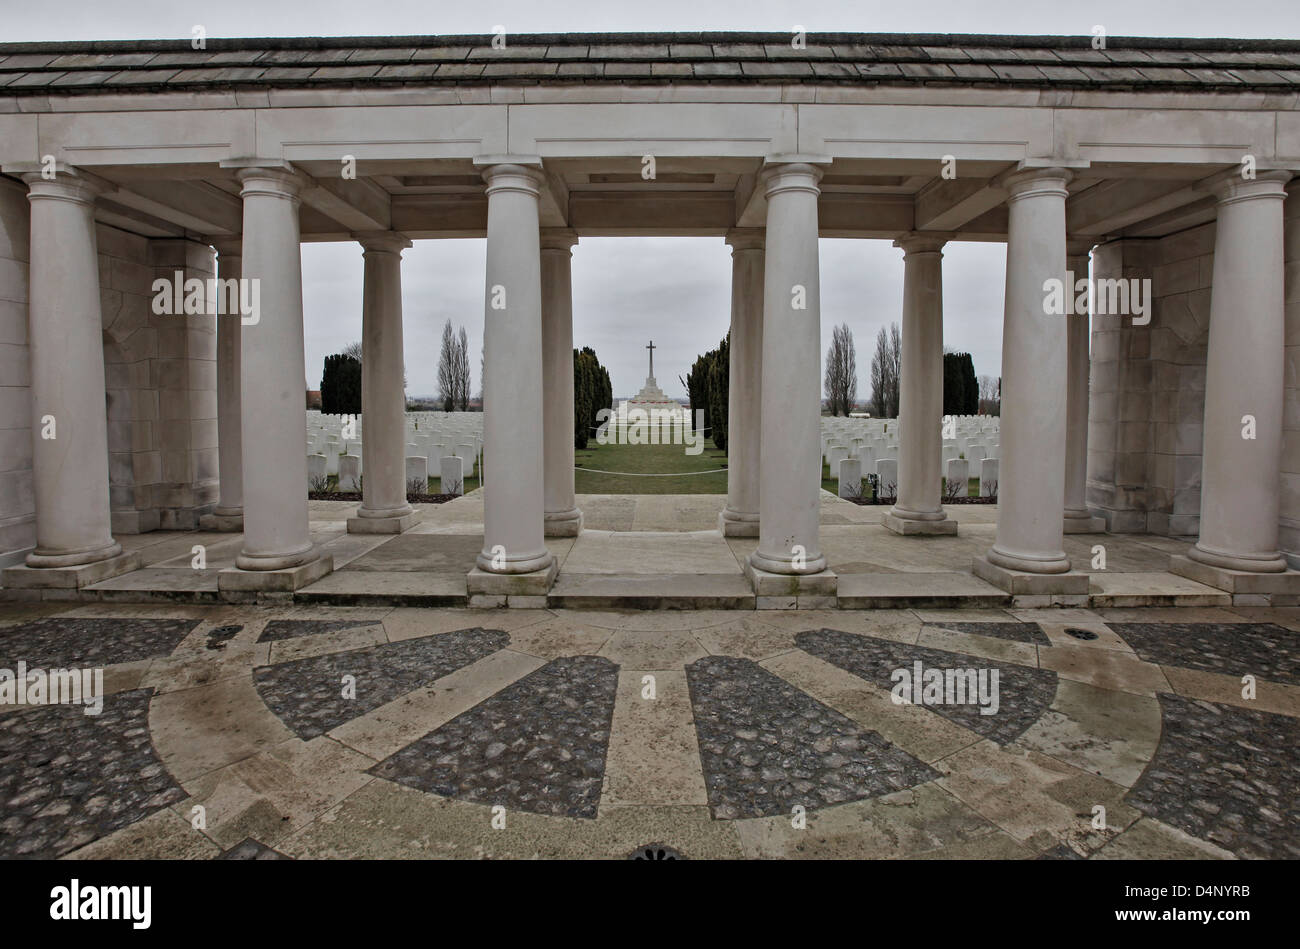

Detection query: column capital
(759, 160), (826, 198)
(228, 162), (306, 202)
(540, 228), (578, 252)
(893, 232), (949, 255)
(477, 159), (545, 197)
(1000, 166), (1073, 202)
(355, 231), (413, 254)
(725, 228), (765, 252)
(17, 164), (112, 206)
(1203, 168), (1293, 206)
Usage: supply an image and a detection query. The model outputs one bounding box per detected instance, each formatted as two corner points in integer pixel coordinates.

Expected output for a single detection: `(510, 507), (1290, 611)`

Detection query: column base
(25, 539), (123, 569)
(235, 543), (320, 572)
(719, 507), (759, 537)
(199, 512), (244, 532)
(1169, 553), (1300, 604)
(348, 510), (421, 534)
(1063, 513), (1107, 534)
(466, 560), (558, 608)
(742, 557), (838, 609)
(881, 510), (958, 536)
(3, 550), (143, 591)
(972, 555), (1089, 602)
(544, 508), (584, 538)
(1185, 543), (1287, 574)
(218, 553), (334, 595)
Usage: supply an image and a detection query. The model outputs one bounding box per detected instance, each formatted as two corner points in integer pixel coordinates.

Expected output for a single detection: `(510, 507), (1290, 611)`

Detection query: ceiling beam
(300, 175), (391, 232)
(913, 177), (1007, 231)
(1067, 176), (1214, 238)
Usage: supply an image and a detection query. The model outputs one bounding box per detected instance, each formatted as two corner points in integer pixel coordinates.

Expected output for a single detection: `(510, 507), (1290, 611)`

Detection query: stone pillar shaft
(234, 167), (317, 571)
(886, 234), (956, 534)
(352, 232), (416, 531)
(541, 229), (582, 537)
(750, 163), (827, 576)
(986, 168), (1072, 574)
(1063, 241), (1104, 533)
(476, 163), (553, 575)
(1189, 172), (1291, 572)
(211, 240), (243, 523)
(720, 228), (763, 537)
(22, 172), (121, 567)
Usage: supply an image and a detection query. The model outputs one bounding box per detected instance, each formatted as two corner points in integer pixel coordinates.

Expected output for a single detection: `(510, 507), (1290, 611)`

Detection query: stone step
(547, 572), (755, 610)
(835, 572), (1011, 609)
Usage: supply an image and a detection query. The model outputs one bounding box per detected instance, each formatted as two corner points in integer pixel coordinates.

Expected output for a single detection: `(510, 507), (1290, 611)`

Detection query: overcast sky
(10, 0), (1298, 397)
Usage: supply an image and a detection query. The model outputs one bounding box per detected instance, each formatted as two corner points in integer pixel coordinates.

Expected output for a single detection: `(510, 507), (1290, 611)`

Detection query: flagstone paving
(0, 601), (1297, 859)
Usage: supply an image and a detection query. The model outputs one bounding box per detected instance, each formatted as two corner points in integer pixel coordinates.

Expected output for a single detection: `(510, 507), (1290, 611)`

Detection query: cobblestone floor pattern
(686, 655), (939, 818)
(369, 656), (619, 818)
(796, 628), (1058, 746)
(923, 621), (1051, 646)
(1107, 622), (1300, 687)
(253, 628), (508, 739)
(1126, 693), (1300, 859)
(257, 618), (383, 643)
(0, 617), (199, 667)
(1, 603), (1298, 859)
(0, 688), (185, 858)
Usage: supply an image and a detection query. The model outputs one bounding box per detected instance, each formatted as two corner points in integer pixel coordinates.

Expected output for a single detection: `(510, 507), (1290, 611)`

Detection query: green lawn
(574, 434), (728, 494)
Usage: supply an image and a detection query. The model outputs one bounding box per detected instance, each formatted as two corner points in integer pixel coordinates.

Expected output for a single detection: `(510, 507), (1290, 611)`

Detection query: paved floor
(1, 600), (1296, 859)
(67, 493), (1230, 609)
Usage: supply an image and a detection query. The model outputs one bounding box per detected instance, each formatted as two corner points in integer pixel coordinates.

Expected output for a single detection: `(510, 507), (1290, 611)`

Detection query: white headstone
(876, 458), (898, 498)
(339, 453), (361, 492)
(980, 458), (999, 497)
(307, 453), (327, 490)
(405, 455), (428, 495)
(837, 457), (862, 499)
(945, 458), (969, 498)
(440, 455), (464, 497)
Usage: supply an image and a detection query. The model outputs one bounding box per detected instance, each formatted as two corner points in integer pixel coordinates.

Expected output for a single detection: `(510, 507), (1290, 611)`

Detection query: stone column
(470, 161), (555, 600)
(975, 167), (1082, 593)
(201, 238), (244, 531)
(349, 231), (418, 534)
(746, 161), (835, 600)
(541, 228), (582, 537)
(720, 228), (764, 537)
(19, 170), (123, 570)
(1063, 239), (1105, 533)
(226, 165), (329, 586)
(884, 233), (956, 535)
(1178, 171), (1293, 577)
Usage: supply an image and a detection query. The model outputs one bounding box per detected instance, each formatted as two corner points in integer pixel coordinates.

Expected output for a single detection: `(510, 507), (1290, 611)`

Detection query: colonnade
(9, 158), (1294, 600)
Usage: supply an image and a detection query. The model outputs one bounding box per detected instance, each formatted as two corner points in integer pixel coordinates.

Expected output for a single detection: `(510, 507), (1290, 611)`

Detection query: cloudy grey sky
(9, 0), (1298, 398)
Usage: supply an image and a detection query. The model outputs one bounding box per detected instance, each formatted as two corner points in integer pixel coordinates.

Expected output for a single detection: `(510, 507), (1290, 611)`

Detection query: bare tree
(870, 326), (888, 417)
(454, 326), (471, 411)
(823, 323), (858, 416)
(978, 374), (1001, 417)
(437, 320), (456, 412)
(886, 322), (902, 418)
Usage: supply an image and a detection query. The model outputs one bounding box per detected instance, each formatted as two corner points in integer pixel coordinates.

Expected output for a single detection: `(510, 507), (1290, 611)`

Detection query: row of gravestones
(822, 416), (1000, 501)
(305, 410), (484, 494)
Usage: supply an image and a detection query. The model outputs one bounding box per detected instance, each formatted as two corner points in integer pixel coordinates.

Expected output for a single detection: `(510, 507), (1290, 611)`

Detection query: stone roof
(2, 32), (1300, 94)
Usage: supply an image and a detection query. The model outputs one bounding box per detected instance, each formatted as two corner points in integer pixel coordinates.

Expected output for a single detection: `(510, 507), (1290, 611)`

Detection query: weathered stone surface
(796, 628), (1058, 746)
(0, 688), (186, 857)
(1107, 621), (1300, 686)
(685, 655), (937, 820)
(1126, 694), (1299, 859)
(252, 627), (508, 739)
(368, 655), (619, 819)
(0, 616), (198, 667)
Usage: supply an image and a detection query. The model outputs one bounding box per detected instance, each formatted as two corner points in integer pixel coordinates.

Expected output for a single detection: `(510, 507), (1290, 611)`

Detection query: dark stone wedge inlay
(923, 621), (1050, 646)
(252, 628), (508, 740)
(1127, 694), (1299, 860)
(0, 617), (200, 667)
(0, 688), (186, 858)
(796, 628), (1058, 746)
(1107, 622), (1300, 687)
(685, 655), (938, 820)
(369, 655), (619, 819)
(257, 618), (382, 643)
